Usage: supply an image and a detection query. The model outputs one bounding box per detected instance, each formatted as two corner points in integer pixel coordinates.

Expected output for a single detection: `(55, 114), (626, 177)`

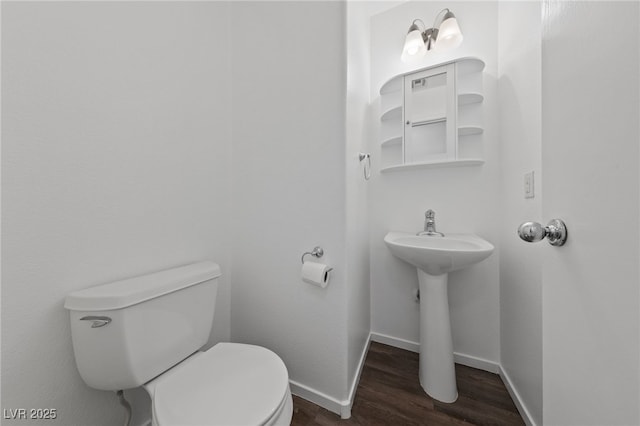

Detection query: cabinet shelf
(380, 76), (403, 95)
(381, 159), (484, 173)
(381, 136), (402, 147)
(456, 58), (485, 76)
(458, 93), (484, 106)
(458, 126), (483, 136)
(380, 106), (402, 121)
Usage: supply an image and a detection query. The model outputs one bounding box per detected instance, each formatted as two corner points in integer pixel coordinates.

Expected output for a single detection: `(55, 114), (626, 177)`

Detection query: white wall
(1, 3), (232, 425)
(497, 2), (542, 424)
(541, 1), (640, 424)
(229, 0), (352, 410)
(3, 2), (362, 421)
(369, 1), (501, 366)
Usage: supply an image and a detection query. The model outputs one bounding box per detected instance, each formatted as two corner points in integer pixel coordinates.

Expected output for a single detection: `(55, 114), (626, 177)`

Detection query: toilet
(64, 261), (293, 426)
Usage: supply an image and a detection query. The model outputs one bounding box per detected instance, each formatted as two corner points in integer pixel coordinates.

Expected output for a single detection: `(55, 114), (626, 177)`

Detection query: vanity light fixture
(401, 9), (463, 62)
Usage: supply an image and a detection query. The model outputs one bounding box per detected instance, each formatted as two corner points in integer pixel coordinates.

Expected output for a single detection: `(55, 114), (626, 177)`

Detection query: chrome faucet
(418, 209), (445, 237)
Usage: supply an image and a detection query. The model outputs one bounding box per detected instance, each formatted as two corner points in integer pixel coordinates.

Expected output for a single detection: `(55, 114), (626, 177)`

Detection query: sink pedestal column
(417, 270), (457, 403)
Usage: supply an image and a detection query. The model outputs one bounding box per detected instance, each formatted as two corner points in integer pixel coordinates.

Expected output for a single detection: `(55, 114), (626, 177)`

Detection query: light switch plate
(524, 171), (535, 198)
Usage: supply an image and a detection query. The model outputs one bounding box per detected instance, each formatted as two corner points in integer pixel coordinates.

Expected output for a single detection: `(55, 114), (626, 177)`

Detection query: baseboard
(370, 332), (420, 352)
(499, 366), (537, 426)
(344, 333), (372, 418)
(290, 333), (371, 420)
(370, 332), (499, 374)
(453, 352), (500, 374)
(289, 380), (346, 418)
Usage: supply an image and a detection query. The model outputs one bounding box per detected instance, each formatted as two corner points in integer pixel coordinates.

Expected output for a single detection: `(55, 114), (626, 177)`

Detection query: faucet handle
(425, 209), (435, 219)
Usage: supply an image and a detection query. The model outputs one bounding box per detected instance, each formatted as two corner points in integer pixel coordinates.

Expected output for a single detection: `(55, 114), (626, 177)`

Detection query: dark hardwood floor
(291, 342), (524, 426)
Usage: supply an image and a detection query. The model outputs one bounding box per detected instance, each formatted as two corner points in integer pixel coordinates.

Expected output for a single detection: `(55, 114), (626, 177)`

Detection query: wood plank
(292, 342), (525, 426)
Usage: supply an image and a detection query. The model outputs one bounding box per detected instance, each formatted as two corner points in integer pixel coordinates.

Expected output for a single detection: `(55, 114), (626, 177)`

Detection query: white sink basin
(384, 230), (495, 403)
(384, 232), (494, 276)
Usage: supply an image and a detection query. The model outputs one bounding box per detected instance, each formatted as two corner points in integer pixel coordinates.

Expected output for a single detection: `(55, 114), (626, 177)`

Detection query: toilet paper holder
(300, 246), (333, 288)
(301, 246), (333, 272)
(301, 246), (325, 264)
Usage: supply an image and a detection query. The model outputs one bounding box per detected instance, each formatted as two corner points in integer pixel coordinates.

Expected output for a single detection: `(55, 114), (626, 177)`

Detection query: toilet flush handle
(80, 316), (112, 328)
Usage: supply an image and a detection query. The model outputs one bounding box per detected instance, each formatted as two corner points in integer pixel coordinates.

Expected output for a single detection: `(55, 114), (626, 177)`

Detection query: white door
(541, 1), (639, 424)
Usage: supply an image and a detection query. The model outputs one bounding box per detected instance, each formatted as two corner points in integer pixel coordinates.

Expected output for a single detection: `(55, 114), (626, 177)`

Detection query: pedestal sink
(384, 231), (494, 403)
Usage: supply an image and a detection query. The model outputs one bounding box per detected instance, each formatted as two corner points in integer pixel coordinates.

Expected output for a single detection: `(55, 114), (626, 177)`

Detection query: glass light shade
(435, 16), (463, 50)
(401, 29), (427, 62)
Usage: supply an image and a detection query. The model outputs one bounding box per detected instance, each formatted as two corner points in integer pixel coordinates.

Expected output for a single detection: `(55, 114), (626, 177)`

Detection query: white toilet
(64, 261), (293, 426)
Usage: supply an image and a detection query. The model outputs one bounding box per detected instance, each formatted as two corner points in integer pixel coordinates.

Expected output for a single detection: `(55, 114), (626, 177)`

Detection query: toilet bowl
(145, 343), (293, 426)
(64, 261), (293, 425)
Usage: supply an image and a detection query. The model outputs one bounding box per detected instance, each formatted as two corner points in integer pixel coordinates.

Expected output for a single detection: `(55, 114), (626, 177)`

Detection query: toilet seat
(149, 343), (292, 426)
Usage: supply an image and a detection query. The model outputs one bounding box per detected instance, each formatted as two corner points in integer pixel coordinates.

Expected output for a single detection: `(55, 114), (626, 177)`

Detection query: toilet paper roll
(301, 262), (331, 288)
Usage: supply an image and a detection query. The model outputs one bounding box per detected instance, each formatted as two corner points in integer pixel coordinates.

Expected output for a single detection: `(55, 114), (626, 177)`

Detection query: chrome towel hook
(301, 246), (324, 264)
(359, 153), (371, 180)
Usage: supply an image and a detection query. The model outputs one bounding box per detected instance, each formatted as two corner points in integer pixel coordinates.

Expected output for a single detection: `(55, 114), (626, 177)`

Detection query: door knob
(518, 219), (567, 246)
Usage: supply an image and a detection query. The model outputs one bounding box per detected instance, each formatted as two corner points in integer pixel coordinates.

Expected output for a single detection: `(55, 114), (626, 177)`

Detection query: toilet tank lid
(64, 261), (221, 312)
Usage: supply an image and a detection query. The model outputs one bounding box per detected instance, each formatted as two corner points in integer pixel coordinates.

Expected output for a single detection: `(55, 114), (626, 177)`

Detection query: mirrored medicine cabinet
(379, 57), (485, 172)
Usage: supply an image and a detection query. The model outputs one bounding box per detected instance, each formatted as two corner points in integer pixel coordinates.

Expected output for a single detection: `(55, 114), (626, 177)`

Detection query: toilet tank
(64, 261), (221, 391)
